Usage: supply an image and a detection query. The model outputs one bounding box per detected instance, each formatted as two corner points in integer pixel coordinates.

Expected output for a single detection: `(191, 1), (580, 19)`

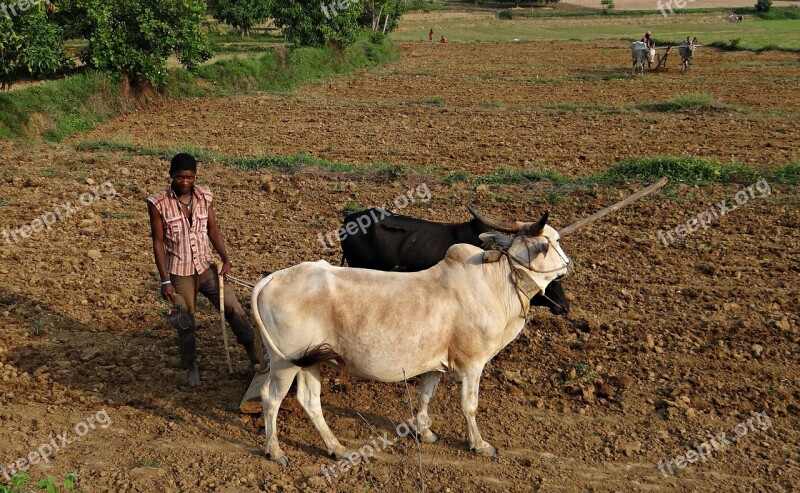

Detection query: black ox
(339, 206), (569, 315)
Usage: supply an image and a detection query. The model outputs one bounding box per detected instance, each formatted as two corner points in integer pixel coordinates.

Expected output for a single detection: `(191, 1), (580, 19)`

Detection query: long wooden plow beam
(559, 177), (668, 236)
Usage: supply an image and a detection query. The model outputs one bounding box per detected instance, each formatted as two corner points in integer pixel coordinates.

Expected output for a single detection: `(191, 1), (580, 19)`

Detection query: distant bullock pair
(728, 14), (743, 22)
(340, 205), (569, 315)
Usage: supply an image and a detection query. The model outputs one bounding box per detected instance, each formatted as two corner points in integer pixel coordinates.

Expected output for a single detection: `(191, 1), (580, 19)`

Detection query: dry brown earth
(0, 40), (798, 493)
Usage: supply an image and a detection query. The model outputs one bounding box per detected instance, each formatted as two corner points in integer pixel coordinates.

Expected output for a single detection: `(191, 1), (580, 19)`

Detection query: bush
(207, 0), (272, 36)
(360, 0), (404, 34)
(497, 9), (514, 19)
(75, 0), (212, 87)
(0, 5), (72, 90)
(271, 0), (363, 47)
(755, 0), (771, 12)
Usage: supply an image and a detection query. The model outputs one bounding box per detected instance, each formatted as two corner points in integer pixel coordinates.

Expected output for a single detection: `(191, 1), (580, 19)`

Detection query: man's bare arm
(206, 202), (232, 277)
(147, 201), (174, 301)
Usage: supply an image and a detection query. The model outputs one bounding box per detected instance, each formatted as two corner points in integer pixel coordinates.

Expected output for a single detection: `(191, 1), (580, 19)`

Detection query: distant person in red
(440, 36), (447, 43)
(429, 28), (434, 42)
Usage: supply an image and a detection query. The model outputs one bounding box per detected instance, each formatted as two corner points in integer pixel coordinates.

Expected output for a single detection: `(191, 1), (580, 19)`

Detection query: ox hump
(444, 243), (484, 265)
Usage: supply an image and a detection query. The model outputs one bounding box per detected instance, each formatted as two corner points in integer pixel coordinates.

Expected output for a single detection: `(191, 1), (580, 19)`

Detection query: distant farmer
(429, 28), (434, 42)
(147, 153), (260, 387)
(440, 36), (447, 43)
(642, 31), (655, 48)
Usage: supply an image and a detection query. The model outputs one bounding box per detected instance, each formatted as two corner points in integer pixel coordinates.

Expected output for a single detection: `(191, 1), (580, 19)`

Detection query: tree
(755, 0), (771, 12)
(75, 0), (212, 87)
(207, 0), (272, 37)
(0, 3), (71, 90)
(600, 0), (614, 10)
(360, 0), (404, 34)
(271, 0), (363, 47)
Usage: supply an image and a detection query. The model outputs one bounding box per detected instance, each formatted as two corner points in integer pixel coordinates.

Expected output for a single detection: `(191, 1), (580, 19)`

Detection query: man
(642, 31), (655, 48)
(147, 153), (260, 386)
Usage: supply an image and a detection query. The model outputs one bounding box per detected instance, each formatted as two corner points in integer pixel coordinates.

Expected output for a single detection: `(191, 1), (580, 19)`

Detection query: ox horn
(559, 177), (668, 236)
(467, 203), (527, 234)
(525, 211), (549, 236)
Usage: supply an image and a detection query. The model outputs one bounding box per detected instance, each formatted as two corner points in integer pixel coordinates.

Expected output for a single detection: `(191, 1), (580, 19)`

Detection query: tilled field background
(0, 40), (798, 492)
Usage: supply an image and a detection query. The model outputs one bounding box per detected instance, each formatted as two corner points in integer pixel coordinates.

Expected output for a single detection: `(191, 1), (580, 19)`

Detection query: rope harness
(224, 274), (256, 290)
(488, 234), (571, 321)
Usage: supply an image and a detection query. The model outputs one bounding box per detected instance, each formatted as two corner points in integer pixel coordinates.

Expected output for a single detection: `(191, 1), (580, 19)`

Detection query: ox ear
(479, 232), (512, 247)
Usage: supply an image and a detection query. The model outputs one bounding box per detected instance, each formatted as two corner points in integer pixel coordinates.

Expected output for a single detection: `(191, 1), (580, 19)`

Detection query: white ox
(631, 41), (656, 75)
(251, 209), (570, 465)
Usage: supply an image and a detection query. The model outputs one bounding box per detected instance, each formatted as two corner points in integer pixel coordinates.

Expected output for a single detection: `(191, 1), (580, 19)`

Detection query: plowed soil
(0, 39), (798, 493)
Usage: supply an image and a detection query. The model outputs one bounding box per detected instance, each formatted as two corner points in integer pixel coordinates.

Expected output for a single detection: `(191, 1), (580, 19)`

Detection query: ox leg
(459, 366), (496, 457)
(296, 365), (349, 459)
(416, 371), (442, 444)
(261, 360), (300, 466)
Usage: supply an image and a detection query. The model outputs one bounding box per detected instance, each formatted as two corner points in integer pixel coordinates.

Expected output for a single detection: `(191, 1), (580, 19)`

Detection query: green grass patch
(632, 93), (744, 113)
(1, 35), (398, 142)
(231, 153), (349, 173)
(76, 140), (800, 194)
(768, 162), (800, 184)
(707, 37), (800, 54)
(407, 96), (444, 106)
(0, 72), (131, 143)
(393, 10), (800, 50)
(607, 156), (757, 184)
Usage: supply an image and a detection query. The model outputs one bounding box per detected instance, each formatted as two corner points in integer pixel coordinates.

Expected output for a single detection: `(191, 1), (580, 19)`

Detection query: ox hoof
(267, 453), (289, 467)
(420, 431), (440, 444)
(329, 448), (351, 460)
(471, 445), (497, 457)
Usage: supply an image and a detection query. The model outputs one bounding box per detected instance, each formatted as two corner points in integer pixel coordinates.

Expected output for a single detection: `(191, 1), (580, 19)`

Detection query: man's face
(171, 170), (196, 195)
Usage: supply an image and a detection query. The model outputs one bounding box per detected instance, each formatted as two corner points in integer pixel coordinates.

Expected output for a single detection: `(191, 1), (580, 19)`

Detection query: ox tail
(291, 343), (348, 384)
(250, 274), (288, 361)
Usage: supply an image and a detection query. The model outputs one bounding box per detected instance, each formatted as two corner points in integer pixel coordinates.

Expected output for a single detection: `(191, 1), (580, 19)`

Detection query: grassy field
(394, 11), (800, 50)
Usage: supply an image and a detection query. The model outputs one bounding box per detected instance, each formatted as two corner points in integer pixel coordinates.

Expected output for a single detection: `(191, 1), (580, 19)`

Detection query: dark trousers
(170, 264), (254, 364)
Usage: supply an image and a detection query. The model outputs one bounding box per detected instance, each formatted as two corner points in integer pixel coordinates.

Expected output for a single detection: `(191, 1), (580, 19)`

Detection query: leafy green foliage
(0, 4), (72, 89)
(755, 0), (771, 12)
(207, 0), (272, 36)
(75, 0), (212, 87)
(601, 0), (615, 10)
(271, 0), (363, 47)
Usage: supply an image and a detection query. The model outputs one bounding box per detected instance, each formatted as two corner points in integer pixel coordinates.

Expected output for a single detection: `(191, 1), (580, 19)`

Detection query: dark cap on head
(169, 153), (197, 176)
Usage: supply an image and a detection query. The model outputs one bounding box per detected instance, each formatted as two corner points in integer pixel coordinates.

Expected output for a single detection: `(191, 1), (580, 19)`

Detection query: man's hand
(161, 282), (175, 302)
(220, 261), (232, 280)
